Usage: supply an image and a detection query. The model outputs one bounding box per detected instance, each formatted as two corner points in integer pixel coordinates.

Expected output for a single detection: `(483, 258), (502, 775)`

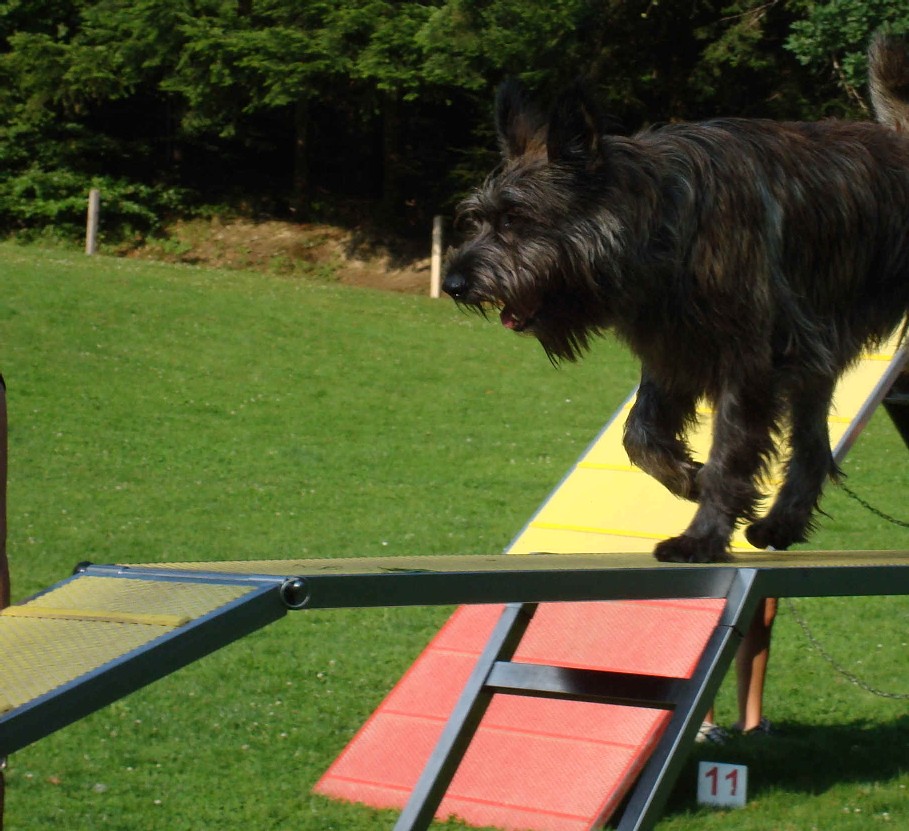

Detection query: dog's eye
(499, 213), (515, 232)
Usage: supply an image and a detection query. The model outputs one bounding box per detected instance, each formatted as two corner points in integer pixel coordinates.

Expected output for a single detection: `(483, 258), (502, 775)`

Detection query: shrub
(0, 166), (186, 244)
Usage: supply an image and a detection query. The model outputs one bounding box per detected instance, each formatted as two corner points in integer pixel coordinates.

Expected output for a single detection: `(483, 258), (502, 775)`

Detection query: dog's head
(443, 81), (622, 362)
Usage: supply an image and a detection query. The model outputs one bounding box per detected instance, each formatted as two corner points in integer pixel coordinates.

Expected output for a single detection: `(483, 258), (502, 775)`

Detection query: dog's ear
(495, 79), (547, 160)
(547, 83), (607, 166)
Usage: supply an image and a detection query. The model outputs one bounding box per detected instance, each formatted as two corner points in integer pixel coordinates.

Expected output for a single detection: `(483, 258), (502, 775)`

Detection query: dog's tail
(869, 32), (909, 131)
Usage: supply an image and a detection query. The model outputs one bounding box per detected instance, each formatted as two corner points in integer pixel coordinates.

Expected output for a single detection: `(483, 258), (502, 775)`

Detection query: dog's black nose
(442, 272), (469, 299)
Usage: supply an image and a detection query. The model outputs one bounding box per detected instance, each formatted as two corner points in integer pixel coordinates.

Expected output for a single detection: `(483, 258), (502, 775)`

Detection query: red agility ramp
(315, 338), (908, 830)
(316, 600), (725, 830)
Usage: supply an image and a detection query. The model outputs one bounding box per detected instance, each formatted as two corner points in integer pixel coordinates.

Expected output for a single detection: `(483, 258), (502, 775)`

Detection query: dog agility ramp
(0, 567), (303, 757)
(315, 335), (909, 831)
(5, 550), (908, 761)
(0, 338), (906, 831)
(3, 551), (908, 761)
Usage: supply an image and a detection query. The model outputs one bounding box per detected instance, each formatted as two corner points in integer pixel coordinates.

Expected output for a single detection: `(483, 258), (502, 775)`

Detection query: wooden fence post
(85, 189), (100, 255)
(430, 215), (443, 298)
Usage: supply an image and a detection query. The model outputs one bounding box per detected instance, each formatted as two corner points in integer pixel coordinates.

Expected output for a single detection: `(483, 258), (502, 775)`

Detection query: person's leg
(734, 597), (777, 731)
(697, 598), (777, 743)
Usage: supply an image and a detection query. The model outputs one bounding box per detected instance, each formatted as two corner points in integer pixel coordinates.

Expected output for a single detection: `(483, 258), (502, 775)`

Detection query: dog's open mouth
(499, 305), (535, 332)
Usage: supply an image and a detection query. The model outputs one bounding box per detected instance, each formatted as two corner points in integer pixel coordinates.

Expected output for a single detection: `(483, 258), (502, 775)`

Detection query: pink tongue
(500, 308), (519, 329)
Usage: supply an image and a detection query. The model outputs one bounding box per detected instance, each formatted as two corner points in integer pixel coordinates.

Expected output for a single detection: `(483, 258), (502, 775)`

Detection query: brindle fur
(443, 34), (909, 563)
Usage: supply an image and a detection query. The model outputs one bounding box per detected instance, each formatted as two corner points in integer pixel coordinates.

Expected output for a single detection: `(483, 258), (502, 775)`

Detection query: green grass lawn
(1, 242), (908, 830)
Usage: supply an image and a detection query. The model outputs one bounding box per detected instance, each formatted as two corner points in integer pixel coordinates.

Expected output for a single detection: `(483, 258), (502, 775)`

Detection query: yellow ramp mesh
(0, 576), (253, 716)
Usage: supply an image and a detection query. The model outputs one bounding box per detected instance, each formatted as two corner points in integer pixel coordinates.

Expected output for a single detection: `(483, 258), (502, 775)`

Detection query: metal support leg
(393, 602), (538, 831)
(883, 369), (909, 453)
(615, 568), (763, 831)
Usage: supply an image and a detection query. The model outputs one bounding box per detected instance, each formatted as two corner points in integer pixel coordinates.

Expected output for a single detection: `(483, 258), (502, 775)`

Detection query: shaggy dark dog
(443, 34), (909, 563)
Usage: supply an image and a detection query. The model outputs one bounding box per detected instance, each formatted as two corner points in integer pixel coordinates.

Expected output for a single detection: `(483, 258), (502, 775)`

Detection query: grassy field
(1, 242), (908, 830)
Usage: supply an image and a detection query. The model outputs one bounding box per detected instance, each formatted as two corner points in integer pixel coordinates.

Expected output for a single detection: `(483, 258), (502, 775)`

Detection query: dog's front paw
(745, 516), (806, 551)
(653, 534), (733, 563)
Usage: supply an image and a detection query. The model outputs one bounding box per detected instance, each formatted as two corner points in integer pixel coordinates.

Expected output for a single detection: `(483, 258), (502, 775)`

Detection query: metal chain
(782, 480), (909, 699)
(839, 482), (909, 528)
(784, 597), (909, 700)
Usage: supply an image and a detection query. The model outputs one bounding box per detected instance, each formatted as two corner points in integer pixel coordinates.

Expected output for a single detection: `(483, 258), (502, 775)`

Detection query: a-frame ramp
(314, 335), (909, 831)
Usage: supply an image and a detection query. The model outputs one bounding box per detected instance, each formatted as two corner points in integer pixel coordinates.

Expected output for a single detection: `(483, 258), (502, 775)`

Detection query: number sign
(697, 761), (747, 808)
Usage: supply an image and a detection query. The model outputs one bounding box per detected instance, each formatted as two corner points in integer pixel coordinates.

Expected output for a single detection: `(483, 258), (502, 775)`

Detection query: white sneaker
(695, 721), (729, 744)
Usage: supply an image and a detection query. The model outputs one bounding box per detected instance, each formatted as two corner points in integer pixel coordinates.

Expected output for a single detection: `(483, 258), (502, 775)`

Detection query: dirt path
(130, 217), (433, 294)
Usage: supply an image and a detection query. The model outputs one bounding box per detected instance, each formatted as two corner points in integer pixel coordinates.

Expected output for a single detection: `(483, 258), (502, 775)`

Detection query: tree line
(0, 0), (906, 243)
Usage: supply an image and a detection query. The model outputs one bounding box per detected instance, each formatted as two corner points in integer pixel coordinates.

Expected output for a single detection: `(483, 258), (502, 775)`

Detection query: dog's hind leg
(654, 378), (780, 563)
(623, 371), (702, 501)
(745, 374), (838, 550)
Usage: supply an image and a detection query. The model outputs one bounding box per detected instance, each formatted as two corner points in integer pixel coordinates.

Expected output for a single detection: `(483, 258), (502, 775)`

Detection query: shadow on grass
(663, 713), (909, 814)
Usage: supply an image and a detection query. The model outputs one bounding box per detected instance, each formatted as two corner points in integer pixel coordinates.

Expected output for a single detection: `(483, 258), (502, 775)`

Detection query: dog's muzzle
(442, 271), (469, 300)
